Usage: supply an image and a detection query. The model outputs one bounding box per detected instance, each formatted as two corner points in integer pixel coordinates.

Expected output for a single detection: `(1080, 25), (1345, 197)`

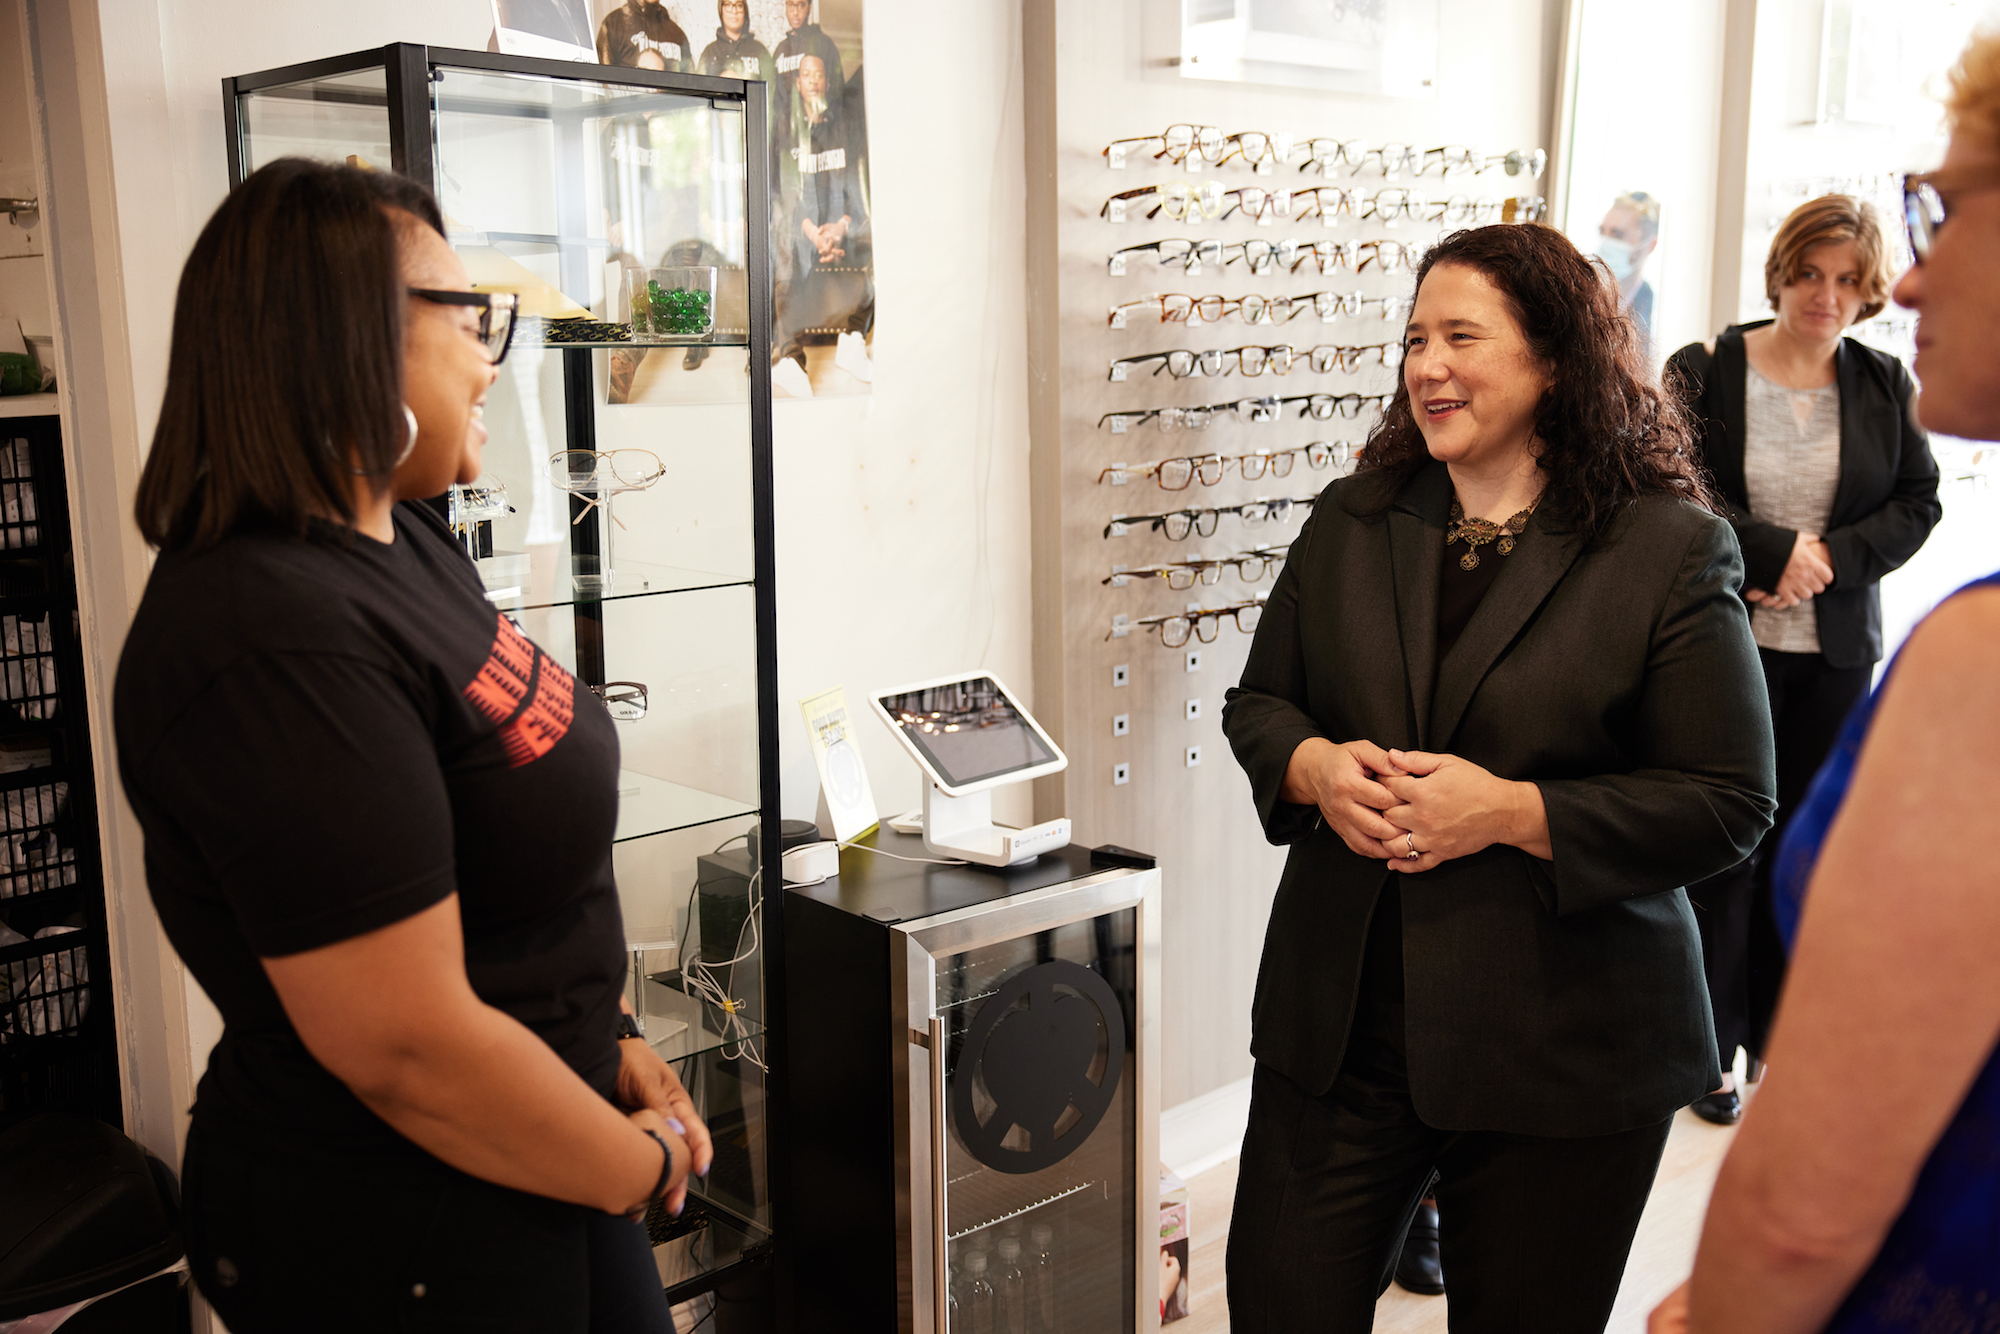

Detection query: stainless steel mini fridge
(785, 832), (1161, 1333)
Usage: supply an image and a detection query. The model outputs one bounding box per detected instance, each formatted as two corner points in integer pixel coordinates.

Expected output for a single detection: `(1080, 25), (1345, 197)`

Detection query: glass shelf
(614, 770), (757, 845)
(476, 553), (751, 613)
(635, 975), (767, 1066)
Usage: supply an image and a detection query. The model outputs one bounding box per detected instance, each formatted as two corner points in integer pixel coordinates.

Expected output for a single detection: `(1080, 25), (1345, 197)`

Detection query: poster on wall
(586, 0), (874, 400)
(1172, 0), (1437, 97)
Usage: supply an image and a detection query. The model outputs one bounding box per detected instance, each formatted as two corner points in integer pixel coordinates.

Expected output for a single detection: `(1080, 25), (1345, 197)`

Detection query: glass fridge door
(907, 879), (1153, 1334)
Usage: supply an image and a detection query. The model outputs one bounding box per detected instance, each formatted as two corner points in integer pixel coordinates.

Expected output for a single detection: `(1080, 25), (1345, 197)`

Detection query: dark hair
(136, 158), (447, 551)
(1348, 224), (1712, 547)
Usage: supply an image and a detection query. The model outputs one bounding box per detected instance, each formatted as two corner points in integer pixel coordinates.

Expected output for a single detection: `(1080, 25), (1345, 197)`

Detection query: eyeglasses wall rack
(1020, 0), (1556, 1197)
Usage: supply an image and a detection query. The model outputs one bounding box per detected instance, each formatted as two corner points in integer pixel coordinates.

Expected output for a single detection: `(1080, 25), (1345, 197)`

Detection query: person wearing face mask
(1595, 191), (1661, 340)
(1222, 223), (1775, 1333)
(1666, 197), (1940, 1128)
(112, 159), (709, 1332)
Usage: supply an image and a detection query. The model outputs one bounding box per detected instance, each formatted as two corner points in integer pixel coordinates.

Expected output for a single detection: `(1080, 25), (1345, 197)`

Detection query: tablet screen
(876, 677), (1058, 789)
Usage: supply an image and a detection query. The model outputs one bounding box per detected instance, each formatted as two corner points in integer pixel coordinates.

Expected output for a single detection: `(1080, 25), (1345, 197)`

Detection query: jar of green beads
(625, 265), (716, 343)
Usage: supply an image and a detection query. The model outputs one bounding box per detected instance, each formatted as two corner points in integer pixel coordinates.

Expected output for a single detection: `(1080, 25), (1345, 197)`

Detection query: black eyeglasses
(590, 680), (648, 721)
(1900, 167), (2000, 262)
(410, 288), (518, 365)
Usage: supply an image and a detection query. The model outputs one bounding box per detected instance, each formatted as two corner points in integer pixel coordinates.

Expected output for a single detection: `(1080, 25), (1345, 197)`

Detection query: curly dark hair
(1346, 224), (1712, 546)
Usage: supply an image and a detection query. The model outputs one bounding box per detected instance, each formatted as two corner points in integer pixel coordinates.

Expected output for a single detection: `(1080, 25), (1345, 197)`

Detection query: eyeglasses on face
(410, 288), (517, 365)
(1899, 169), (2000, 262)
(1107, 237), (1226, 276)
(1135, 599), (1266, 648)
(589, 680), (648, 722)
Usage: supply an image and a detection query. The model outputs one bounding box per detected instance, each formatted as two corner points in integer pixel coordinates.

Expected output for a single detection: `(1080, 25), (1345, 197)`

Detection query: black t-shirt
(595, 0), (691, 70)
(114, 502), (627, 1151)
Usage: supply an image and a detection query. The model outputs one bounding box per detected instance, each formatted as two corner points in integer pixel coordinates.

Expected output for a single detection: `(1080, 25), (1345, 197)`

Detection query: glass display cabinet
(223, 46), (784, 1319)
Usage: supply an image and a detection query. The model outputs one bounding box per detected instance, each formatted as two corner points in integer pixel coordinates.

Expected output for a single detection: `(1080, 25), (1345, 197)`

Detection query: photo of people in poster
(589, 0), (871, 398)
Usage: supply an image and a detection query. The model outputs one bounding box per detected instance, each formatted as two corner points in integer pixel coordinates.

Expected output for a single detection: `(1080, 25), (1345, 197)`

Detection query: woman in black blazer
(1667, 196), (1941, 1125)
(1222, 224), (1776, 1333)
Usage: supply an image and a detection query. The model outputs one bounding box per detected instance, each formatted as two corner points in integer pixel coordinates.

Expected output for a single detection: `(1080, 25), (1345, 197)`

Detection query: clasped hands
(616, 1029), (713, 1219)
(1746, 531), (1833, 611)
(802, 214), (852, 262)
(1282, 737), (1550, 873)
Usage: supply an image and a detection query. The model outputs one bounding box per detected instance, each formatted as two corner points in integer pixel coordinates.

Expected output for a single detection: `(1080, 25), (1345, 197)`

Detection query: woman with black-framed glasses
(114, 158), (702, 1334)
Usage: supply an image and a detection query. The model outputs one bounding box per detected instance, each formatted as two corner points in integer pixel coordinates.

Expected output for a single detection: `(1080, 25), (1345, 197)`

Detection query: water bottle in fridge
(995, 1235), (1026, 1334)
(962, 1248), (996, 1334)
(1027, 1223), (1057, 1333)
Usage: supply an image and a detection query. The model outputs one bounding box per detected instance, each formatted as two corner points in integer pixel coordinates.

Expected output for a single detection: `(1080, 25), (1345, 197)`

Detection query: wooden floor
(1174, 1095), (1748, 1333)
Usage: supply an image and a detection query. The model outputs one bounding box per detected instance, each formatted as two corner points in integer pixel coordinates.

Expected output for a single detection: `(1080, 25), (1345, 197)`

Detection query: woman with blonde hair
(1651, 28), (2000, 1332)
(1666, 196), (1940, 1125)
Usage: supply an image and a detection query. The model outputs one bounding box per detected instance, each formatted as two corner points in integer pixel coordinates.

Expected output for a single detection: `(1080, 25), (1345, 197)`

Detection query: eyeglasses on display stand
(222, 43), (784, 1318)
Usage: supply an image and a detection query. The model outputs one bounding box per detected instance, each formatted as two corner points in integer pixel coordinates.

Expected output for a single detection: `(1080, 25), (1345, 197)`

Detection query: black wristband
(617, 1012), (644, 1042)
(643, 1129), (674, 1204)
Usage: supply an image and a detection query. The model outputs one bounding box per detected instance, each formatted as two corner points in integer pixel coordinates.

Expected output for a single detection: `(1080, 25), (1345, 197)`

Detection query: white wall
(43, 0), (1033, 1185)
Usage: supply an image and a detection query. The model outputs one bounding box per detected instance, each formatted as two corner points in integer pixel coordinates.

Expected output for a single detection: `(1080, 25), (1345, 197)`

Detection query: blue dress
(1769, 572), (2000, 1330)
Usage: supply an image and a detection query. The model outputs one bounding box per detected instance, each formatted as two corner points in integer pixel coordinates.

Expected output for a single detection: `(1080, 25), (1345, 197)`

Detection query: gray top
(1742, 364), (1841, 654)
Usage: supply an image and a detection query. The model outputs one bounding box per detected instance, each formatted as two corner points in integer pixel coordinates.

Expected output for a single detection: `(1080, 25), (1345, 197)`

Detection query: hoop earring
(395, 404), (420, 468)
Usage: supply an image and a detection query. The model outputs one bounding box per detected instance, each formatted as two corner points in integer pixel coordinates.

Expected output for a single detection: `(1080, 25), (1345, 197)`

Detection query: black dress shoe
(1691, 1089), (1741, 1125)
(1394, 1197), (1445, 1295)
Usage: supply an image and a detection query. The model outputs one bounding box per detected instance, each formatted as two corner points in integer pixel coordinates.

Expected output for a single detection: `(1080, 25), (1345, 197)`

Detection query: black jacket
(1221, 463), (1776, 1136)
(1666, 323), (1941, 669)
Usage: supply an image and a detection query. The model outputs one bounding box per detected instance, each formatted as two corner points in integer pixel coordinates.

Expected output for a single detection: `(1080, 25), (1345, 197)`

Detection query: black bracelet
(643, 1129), (674, 1204)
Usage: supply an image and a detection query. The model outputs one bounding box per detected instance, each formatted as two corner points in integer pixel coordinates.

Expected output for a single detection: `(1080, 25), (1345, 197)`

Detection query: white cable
(837, 840), (969, 867)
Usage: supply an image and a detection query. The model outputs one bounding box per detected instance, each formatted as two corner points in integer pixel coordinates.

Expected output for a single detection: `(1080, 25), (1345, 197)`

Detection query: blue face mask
(1595, 235), (1638, 283)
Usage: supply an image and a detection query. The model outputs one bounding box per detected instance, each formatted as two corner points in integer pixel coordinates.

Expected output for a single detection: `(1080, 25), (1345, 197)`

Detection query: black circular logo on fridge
(951, 959), (1125, 1175)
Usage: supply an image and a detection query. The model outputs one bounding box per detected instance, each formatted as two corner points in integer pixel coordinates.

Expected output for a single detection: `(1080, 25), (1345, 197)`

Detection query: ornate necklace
(1446, 496), (1539, 571)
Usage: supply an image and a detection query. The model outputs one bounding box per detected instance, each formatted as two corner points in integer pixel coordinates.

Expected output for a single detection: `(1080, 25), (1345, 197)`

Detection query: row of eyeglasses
(1112, 236), (1432, 277)
(1105, 544), (1292, 589)
(1098, 393), (1391, 434)
(1105, 496), (1316, 540)
(1109, 285), (1417, 328)
(1098, 442), (1360, 490)
(1121, 598), (1268, 649)
(1101, 180), (1546, 228)
(1110, 342), (1401, 382)
(1103, 127), (1547, 183)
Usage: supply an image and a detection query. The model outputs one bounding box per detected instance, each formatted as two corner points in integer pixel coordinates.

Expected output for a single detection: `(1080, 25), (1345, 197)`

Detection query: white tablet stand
(922, 781), (1072, 868)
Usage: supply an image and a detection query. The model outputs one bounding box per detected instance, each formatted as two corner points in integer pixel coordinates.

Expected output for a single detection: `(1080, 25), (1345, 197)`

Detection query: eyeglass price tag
(1186, 209), (1202, 228)
(1107, 519), (1130, 536)
(1110, 363), (1128, 382)
(1109, 144), (1127, 170)
(1109, 307), (1127, 328)
(1256, 159), (1274, 177)
(1109, 416), (1129, 434)
(1108, 199), (1127, 223)
(1185, 256), (1203, 276)
(1275, 133), (1295, 163)
(1110, 615), (1131, 638)
(1187, 156), (1203, 174)
(1106, 463), (1130, 484)
(1109, 254), (1128, 276)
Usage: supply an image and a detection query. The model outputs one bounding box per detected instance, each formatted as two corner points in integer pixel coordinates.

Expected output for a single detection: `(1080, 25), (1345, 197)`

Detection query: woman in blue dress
(1651, 31), (2000, 1333)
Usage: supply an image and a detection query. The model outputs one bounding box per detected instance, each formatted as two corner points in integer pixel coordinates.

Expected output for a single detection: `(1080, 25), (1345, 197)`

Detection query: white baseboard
(1159, 1075), (1253, 1180)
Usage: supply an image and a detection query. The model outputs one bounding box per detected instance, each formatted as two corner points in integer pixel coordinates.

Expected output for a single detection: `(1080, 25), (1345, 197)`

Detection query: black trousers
(1226, 980), (1672, 1333)
(183, 1119), (673, 1334)
(1687, 647), (1872, 1065)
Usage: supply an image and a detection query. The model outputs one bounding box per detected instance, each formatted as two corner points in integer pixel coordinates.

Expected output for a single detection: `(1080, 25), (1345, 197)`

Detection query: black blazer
(1221, 463), (1776, 1137)
(1666, 323), (1941, 669)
